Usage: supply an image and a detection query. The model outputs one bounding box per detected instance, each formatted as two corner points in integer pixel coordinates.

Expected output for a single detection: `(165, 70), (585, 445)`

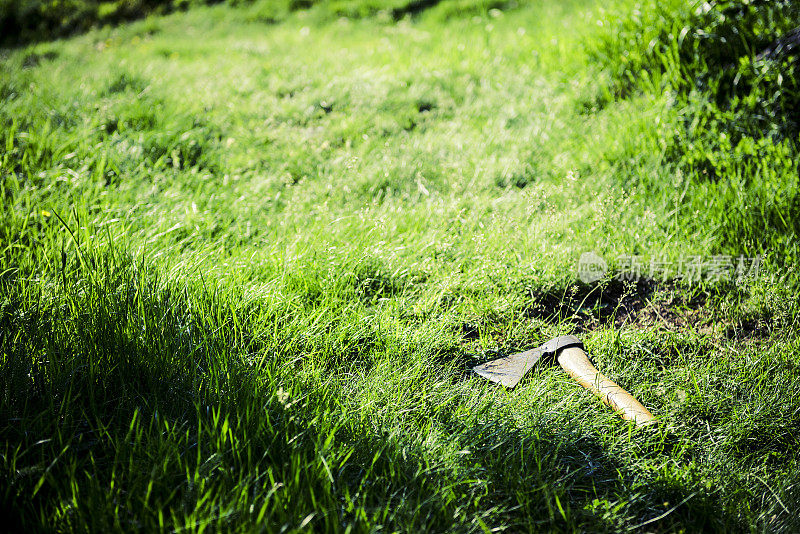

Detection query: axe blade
(473, 335), (583, 389)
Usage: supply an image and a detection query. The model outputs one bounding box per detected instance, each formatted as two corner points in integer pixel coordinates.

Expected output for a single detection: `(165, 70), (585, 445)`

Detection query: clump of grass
(588, 0), (800, 261)
(103, 70), (149, 95)
(590, 0), (800, 155)
(591, 0), (799, 116)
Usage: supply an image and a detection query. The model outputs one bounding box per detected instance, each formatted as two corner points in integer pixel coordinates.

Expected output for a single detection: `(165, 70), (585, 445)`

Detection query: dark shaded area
(1, 0), (191, 47)
(520, 278), (717, 334)
(0, 0), (518, 47)
(390, 0), (442, 20)
(21, 50), (58, 68)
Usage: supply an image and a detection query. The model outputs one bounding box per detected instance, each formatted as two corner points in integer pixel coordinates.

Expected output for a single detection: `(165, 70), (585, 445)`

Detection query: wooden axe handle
(557, 346), (656, 427)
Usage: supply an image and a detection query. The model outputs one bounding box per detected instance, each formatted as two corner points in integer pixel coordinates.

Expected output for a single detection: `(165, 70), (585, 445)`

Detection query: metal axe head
(472, 335), (583, 388)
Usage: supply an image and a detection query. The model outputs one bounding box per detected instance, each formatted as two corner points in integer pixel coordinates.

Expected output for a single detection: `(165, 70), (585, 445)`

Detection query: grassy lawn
(1, 0), (799, 531)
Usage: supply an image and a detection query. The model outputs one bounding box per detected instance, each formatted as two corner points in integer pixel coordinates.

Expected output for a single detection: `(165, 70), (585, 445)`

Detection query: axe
(473, 335), (656, 427)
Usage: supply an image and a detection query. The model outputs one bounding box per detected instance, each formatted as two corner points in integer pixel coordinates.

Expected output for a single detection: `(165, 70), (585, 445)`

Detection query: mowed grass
(1, 0), (799, 531)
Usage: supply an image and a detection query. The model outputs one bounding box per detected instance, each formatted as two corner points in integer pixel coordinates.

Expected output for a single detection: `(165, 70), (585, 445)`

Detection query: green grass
(1, 0), (799, 531)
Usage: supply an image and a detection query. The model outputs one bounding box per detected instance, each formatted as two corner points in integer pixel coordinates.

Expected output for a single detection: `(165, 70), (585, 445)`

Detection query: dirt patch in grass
(523, 279), (718, 334)
(623, 290), (714, 333)
(527, 280), (782, 351)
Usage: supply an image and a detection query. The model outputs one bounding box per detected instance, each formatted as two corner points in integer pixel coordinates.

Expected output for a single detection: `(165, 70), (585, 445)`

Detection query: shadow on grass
(329, 396), (738, 532)
(0, 252), (771, 531)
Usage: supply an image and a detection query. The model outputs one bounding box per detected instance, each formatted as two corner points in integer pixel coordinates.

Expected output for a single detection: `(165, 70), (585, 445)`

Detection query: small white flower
(276, 387), (290, 405)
